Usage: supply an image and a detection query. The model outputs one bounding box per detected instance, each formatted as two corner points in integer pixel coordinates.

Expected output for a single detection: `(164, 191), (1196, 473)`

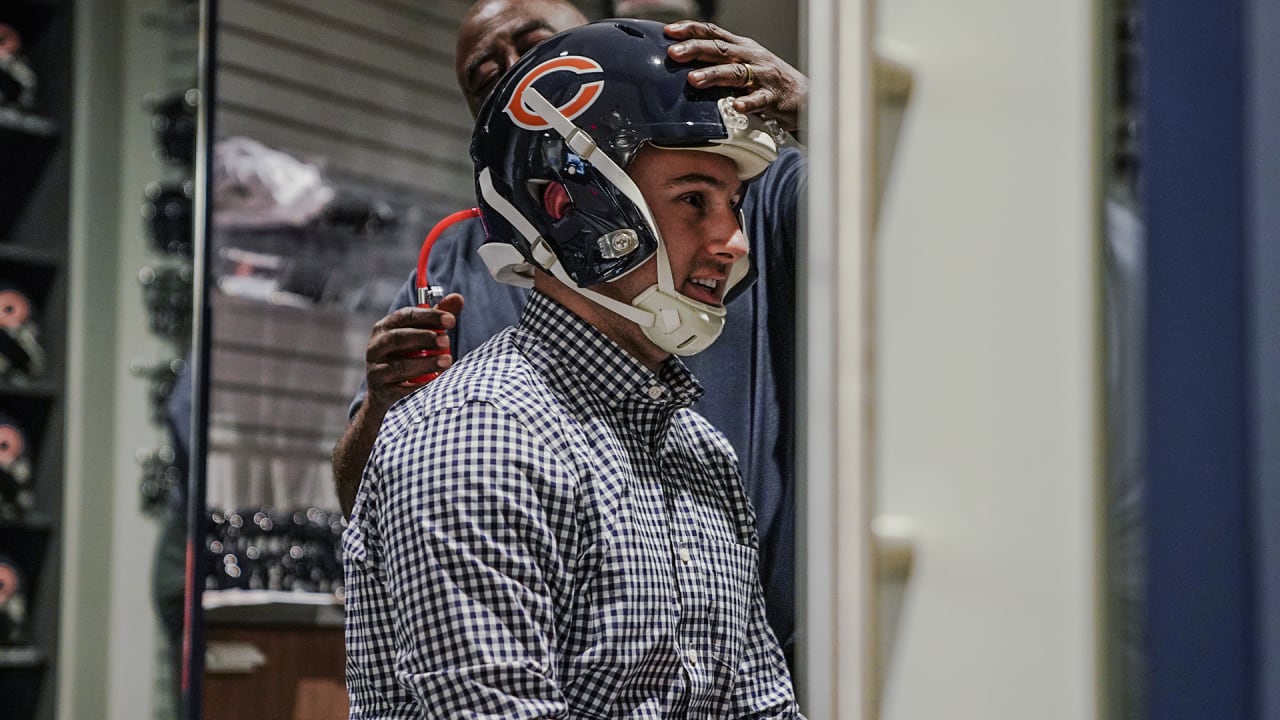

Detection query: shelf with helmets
(0, 2), (70, 719)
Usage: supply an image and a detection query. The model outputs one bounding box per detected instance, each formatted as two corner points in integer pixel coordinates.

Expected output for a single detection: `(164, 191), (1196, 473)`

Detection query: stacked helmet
(0, 286), (44, 381)
(471, 18), (779, 355)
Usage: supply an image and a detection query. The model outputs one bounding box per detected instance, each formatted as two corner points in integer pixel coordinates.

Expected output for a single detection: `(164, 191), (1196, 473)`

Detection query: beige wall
(873, 0), (1097, 718)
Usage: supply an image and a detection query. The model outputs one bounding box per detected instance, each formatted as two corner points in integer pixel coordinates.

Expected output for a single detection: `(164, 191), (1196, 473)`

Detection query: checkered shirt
(343, 291), (801, 719)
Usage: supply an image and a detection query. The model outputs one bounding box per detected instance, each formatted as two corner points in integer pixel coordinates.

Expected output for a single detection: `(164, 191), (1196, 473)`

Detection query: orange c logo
(504, 55), (604, 130)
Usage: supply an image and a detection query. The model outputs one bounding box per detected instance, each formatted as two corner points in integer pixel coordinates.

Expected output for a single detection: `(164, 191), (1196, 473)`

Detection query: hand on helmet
(363, 294), (462, 411)
(664, 21), (809, 135)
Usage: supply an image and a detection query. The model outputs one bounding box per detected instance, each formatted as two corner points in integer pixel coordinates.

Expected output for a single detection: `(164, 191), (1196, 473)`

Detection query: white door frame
(797, 0), (877, 717)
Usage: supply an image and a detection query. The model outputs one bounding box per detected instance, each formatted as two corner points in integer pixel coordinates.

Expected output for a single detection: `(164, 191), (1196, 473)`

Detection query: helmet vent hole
(614, 23), (645, 38)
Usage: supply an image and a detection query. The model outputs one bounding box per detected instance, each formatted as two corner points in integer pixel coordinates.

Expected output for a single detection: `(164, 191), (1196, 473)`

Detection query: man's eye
(680, 193), (706, 209)
(517, 31), (555, 54)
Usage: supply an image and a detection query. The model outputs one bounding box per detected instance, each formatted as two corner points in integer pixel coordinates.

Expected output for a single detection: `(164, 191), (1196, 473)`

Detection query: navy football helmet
(471, 18), (779, 355)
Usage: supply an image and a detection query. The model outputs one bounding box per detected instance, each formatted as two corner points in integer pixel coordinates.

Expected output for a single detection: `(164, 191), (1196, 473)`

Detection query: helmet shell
(471, 19), (740, 287)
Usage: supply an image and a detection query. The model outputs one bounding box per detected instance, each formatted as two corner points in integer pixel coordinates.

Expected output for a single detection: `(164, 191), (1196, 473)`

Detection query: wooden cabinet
(203, 613), (348, 720)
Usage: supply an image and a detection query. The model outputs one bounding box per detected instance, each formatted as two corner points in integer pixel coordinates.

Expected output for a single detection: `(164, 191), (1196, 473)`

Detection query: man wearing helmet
(342, 19), (803, 718)
(334, 0), (807, 672)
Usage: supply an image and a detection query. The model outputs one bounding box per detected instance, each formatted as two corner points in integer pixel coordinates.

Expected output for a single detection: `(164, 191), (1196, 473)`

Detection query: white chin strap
(478, 87), (753, 356)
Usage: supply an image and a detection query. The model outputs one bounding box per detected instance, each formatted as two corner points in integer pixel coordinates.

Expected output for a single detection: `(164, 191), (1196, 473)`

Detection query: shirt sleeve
(740, 144), (808, 662)
(371, 399), (572, 718)
(749, 146), (807, 290)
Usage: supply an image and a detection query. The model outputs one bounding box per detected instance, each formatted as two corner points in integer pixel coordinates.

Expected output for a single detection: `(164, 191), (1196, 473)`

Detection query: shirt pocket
(702, 537), (759, 672)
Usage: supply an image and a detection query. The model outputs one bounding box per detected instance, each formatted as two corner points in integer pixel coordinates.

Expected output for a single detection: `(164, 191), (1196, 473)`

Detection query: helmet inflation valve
(416, 286), (446, 306)
(719, 97), (751, 132)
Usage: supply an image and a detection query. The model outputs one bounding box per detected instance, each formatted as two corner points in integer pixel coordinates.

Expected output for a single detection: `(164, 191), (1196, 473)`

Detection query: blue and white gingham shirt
(343, 291), (801, 719)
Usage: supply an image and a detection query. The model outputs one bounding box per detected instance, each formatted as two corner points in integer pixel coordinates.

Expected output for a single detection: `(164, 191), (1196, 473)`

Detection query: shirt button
(646, 385), (663, 399)
(678, 548), (691, 565)
(687, 648), (698, 666)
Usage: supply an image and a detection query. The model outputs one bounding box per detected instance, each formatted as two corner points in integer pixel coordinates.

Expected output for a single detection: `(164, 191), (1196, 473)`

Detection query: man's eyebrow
(512, 19), (554, 43)
(664, 173), (731, 190)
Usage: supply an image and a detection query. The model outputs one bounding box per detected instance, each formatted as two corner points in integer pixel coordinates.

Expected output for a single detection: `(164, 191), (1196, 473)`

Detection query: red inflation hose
(399, 207), (482, 385)
(417, 208), (483, 296)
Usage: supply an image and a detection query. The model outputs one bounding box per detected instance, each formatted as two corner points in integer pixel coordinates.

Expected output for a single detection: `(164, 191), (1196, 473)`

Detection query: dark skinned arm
(331, 294), (463, 516)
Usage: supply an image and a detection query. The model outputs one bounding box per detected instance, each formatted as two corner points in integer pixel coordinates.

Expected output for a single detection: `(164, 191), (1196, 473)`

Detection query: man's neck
(532, 274), (669, 372)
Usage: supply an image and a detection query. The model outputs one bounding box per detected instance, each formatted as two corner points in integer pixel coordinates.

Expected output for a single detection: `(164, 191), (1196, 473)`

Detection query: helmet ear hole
(542, 182), (573, 220)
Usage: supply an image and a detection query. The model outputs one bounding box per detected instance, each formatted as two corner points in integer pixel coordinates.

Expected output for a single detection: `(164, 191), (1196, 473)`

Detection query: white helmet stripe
(479, 168), (541, 247)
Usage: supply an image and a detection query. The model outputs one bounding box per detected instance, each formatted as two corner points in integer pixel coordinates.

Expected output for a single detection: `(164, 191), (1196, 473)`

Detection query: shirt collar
(513, 291), (704, 411)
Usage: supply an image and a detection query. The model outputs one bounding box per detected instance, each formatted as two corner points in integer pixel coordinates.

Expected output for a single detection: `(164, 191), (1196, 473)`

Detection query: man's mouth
(685, 275), (724, 305)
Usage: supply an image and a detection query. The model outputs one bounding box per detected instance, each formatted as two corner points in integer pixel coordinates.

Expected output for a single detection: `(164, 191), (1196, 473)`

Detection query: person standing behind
(332, 0), (808, 667)
(343, 19), (802, 717)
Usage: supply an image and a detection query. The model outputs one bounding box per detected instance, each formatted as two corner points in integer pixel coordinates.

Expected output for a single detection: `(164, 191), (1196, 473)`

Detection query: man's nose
(708, 210), (749, 261)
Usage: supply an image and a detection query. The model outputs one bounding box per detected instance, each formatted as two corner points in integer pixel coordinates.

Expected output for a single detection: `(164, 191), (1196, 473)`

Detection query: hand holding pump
(395, 208), (482, 385)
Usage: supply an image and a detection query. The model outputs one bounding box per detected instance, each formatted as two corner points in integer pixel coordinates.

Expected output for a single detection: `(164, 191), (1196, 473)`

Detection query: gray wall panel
(216, 0), (473, 201)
